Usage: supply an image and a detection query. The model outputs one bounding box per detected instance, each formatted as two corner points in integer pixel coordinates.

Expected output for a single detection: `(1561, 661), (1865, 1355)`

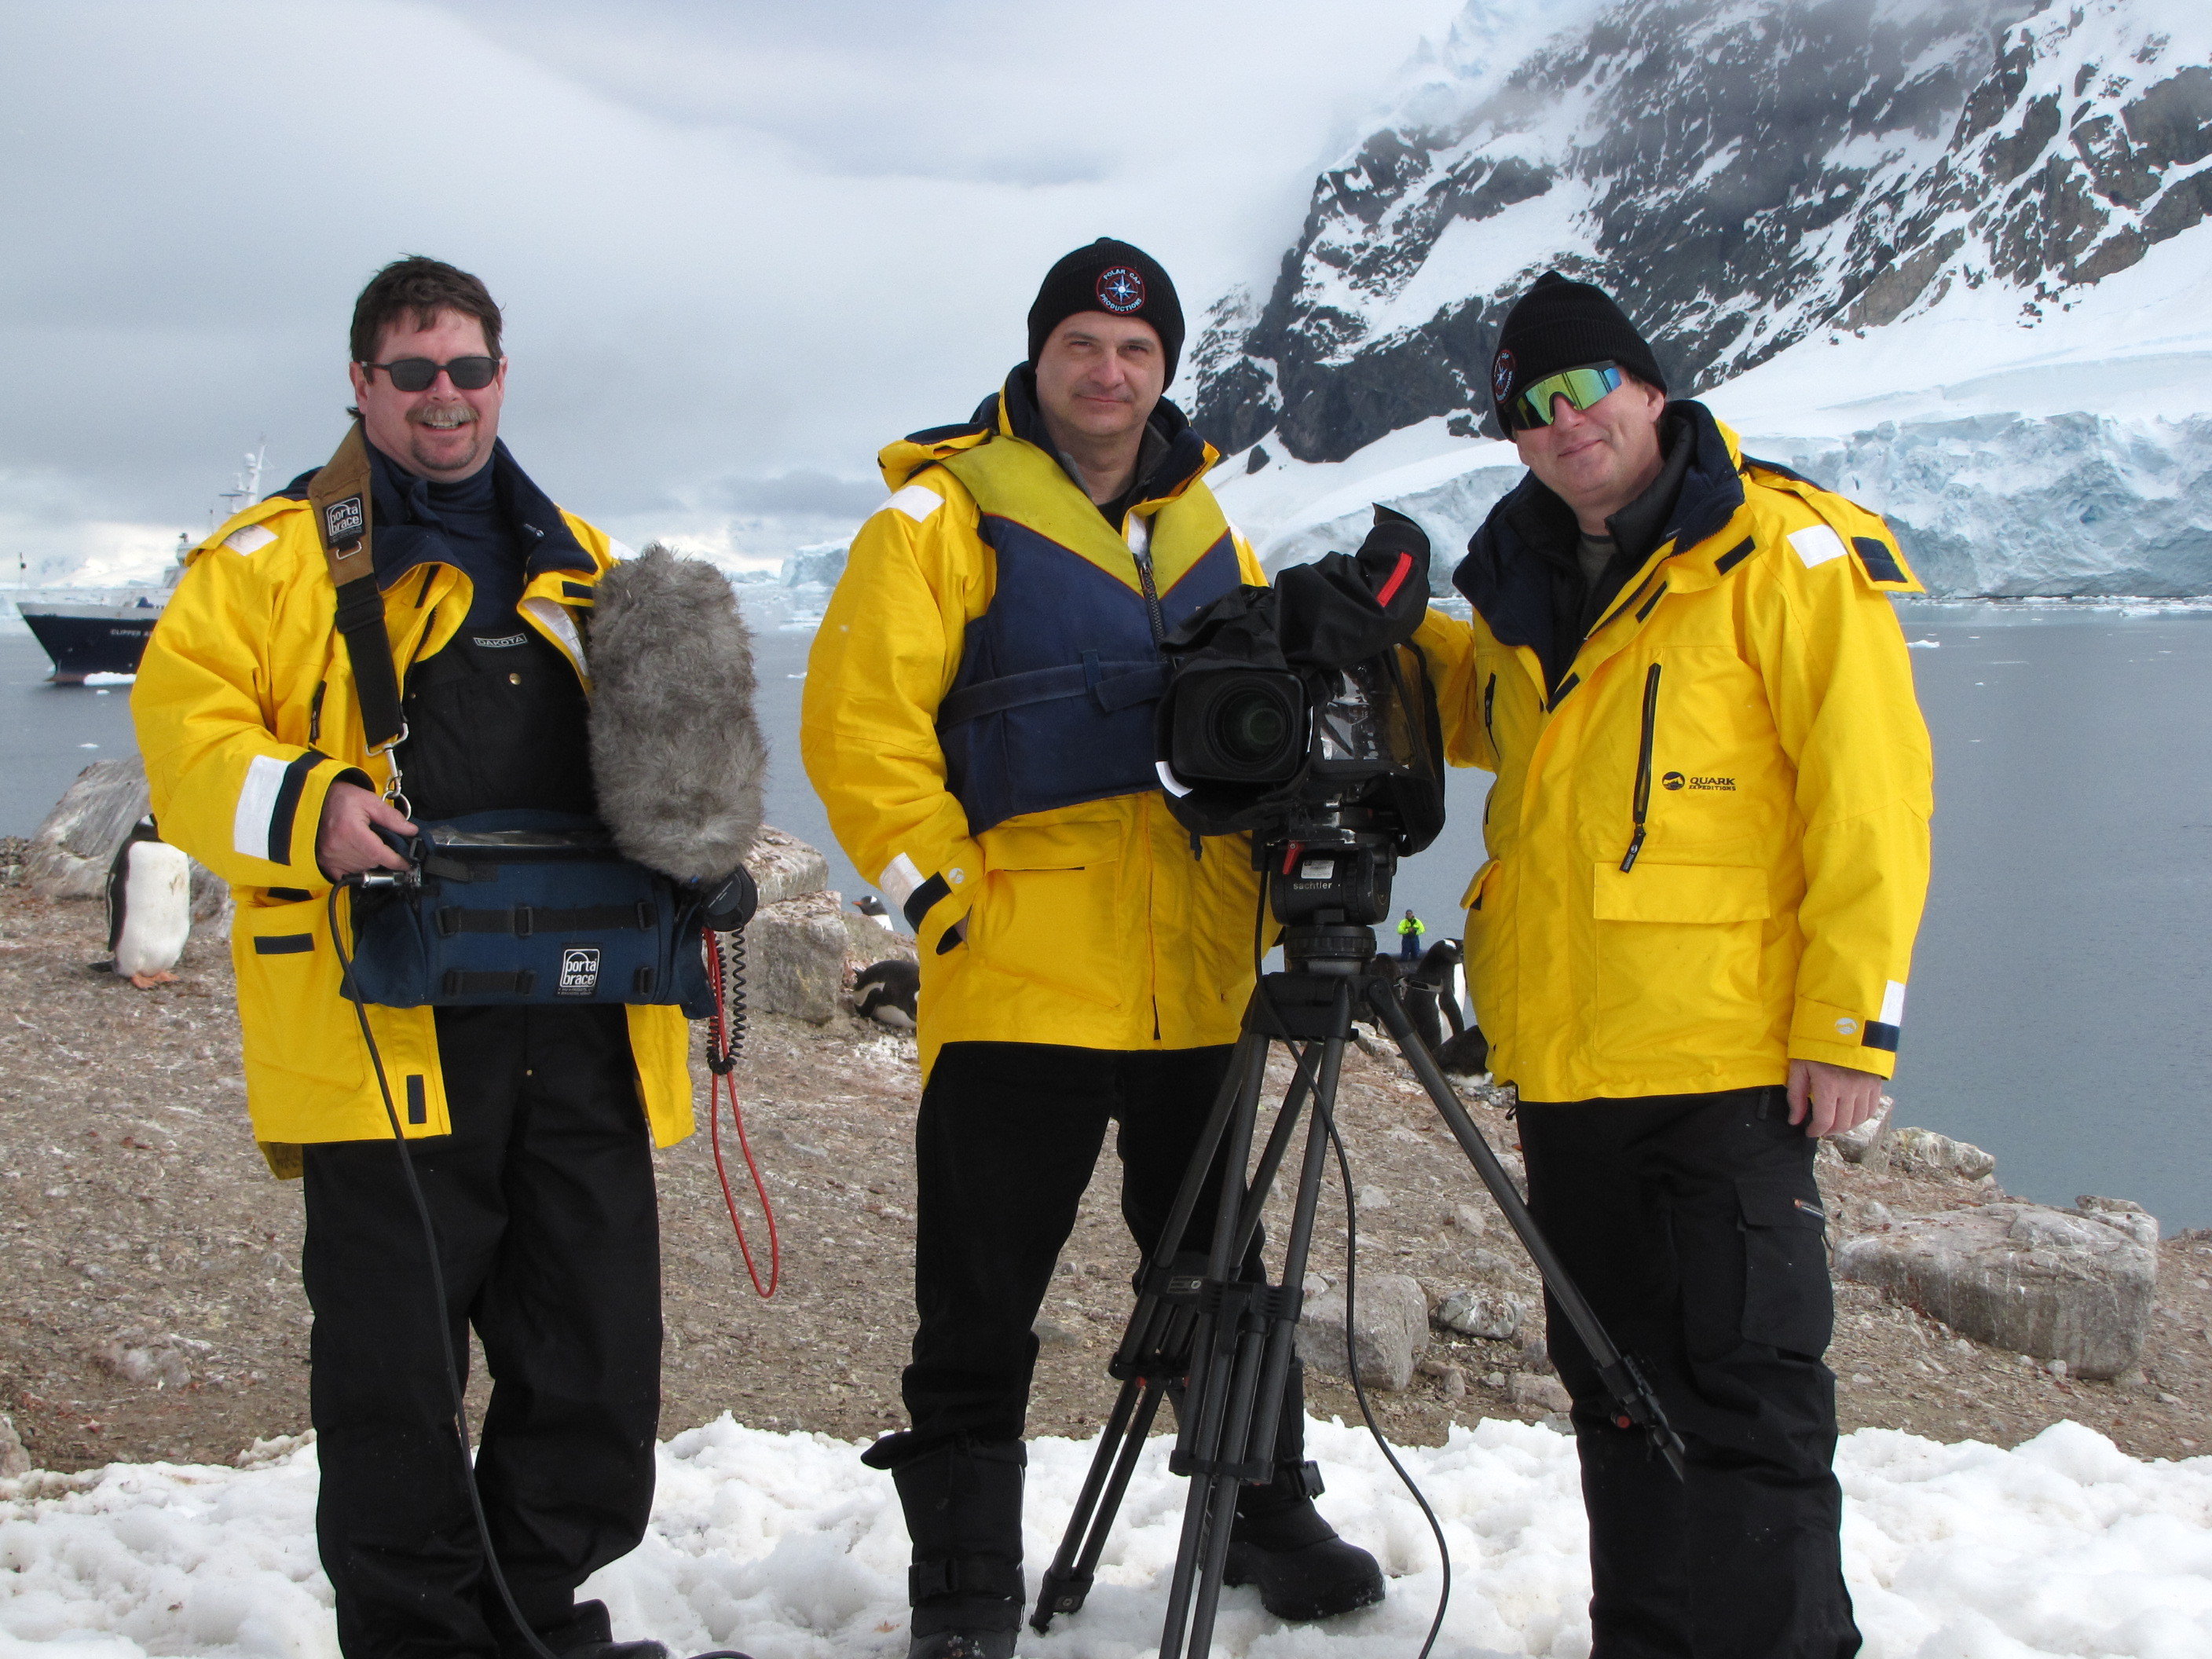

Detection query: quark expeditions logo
(1661, 771), (1735, 793)
(323, 494), (366, 549)
(1095, 266), (1146, 313)
(557, 946), (602, 997)
(1492, 349), (1517, 405)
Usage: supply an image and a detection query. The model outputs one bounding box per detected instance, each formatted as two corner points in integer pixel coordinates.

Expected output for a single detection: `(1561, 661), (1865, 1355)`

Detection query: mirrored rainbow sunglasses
(1505, 362), (1624, 431)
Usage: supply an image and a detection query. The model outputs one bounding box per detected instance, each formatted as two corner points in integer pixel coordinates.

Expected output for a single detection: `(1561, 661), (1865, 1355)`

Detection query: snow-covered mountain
(1199, 0), (2212, 596)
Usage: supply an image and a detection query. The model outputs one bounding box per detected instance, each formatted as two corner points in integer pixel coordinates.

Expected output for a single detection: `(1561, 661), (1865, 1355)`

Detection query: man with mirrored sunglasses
(134, 255), (694, 1659)
(1412, 271), (1933, 1658)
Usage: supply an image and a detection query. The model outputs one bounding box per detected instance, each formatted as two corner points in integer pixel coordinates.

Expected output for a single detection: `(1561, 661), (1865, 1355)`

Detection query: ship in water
(12, 446), (266, 683)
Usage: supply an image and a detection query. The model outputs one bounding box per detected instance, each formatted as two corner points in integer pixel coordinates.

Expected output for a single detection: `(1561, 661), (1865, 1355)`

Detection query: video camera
(1154, 508), (1444, 938)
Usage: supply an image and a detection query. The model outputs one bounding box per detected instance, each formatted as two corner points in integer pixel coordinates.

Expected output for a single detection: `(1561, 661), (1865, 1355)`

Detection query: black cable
(328, 884), (567, 1659)
(1318, 1085), (1451, 1659)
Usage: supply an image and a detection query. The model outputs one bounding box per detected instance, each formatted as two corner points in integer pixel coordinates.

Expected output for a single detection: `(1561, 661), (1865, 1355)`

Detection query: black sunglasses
(361, 355), (501, 393)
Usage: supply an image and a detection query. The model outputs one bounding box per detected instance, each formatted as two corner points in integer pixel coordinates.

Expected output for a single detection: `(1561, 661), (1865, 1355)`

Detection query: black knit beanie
(1027, 238), (1185, 384)
(1489, 271), (1666, 425)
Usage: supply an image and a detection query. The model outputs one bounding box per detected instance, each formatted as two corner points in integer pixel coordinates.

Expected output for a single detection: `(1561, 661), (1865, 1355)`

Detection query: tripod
(1030, 873), (1684, 1659)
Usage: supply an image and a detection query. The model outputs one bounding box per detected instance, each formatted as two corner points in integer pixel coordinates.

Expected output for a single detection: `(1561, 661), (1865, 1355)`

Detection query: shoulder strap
(308, 423), (405, 751)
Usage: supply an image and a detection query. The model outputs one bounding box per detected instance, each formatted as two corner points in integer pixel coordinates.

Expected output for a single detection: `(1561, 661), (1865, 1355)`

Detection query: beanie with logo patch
(1489, 271), (1667, 426)
(1027, 238), (1185, 384)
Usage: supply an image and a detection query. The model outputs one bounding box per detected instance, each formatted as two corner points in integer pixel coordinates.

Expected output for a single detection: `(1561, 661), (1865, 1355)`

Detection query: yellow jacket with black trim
(801, 373), (1268, 1078)
(1413, 403), (1933, 1103)
(131, 442), (694, 1172)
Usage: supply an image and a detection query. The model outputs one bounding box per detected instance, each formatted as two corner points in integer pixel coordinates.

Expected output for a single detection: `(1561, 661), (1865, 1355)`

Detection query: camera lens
(1168, 669), (1306, 786)
(1214, 690), (1288, 765)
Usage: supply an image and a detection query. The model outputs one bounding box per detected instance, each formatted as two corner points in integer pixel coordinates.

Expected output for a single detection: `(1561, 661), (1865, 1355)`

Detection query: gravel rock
(1297, 1271), (1430, 1390)
(1833, 1095), (1896, 1166)
(1508, 1372), (1573, 1413)
(1838, 1201), (2156, 1379)
(0, 1413), (30, 1477)
(1888, 1126), (1997, 1182)
(1434, 1287), (1525, 1341)
(747, 892), (851, 1023)
(2077, 1195), (2159, 1248)
(742, 827), (831, 906)
(25, 757), (229, 926)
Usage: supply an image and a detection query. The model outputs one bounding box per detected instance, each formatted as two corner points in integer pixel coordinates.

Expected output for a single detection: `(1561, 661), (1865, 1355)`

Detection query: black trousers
(1518, 1086), (1859, 1659)
(302, 1005), (661, 1659)
(888, 1040), (1296, 1461)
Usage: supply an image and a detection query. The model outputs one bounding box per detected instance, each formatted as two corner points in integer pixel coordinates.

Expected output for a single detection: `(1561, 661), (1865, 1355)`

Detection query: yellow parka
(1414, 406), (1933, 1102)
(133, 451), (694, 1173)
(801, 379), (1267, 1079)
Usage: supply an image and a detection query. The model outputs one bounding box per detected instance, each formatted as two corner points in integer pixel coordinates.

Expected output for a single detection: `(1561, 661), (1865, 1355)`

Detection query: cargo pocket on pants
(1737, 1177), (1832, 1357)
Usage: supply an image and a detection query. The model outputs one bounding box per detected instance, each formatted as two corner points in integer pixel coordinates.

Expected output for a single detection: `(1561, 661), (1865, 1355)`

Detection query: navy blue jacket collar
(1452, 399), (1743, 655)
(278, 436), (595, 591)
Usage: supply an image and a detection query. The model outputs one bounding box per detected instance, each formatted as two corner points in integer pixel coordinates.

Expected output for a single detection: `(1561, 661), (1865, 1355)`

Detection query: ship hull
(16, 606), (162, 683)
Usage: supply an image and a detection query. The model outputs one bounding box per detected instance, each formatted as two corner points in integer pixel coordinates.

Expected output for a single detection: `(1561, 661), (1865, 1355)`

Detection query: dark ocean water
(8, 601), (2209, 1227)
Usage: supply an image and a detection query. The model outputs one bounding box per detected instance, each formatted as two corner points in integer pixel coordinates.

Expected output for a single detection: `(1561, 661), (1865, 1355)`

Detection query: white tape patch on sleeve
(1789, 525), (1849, 569)
(888, 485), (943, 524)
(233, 753), (289, 860)
(522, 597), (584, 669)
(222, 523), (276, 555)
(879, 851), (925, 908)
(606, 538), (637, 562)
(1880, 980), (1908, 1026)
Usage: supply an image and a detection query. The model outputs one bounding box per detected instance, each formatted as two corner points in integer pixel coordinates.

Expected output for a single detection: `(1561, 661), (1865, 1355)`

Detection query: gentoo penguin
(853, 958), (919, 1031)
(853, 894), (896, 931)
(104, 817), (192, 988)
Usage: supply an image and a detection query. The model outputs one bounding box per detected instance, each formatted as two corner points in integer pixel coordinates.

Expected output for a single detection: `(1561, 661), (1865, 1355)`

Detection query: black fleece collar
(1454, 399), (1745, 649)
(275, 438), (594, 591)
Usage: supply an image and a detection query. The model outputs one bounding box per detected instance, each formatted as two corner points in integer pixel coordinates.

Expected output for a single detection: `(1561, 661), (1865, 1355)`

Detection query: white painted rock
(1837, 1201), (2156, 1379)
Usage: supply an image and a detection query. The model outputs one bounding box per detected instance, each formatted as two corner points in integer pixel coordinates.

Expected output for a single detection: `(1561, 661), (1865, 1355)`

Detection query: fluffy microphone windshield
(587, 544), (767, 883)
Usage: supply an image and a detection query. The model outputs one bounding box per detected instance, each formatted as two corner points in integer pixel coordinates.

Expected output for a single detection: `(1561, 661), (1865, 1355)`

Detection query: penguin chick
(104, 817), (192, 987)
(853, 894), (896, 931)
(853, 958), (919, 1031)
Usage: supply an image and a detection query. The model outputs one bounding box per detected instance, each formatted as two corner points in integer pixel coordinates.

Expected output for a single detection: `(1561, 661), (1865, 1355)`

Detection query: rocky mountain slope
(1195, 0), (2212, 467)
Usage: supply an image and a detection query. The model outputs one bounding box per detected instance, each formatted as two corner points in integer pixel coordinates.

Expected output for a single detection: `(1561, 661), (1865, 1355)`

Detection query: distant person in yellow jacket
(802, 240), (1384, 1659)
(134, 258), (688, 1659)
(1395, 908), (1425, 961)
(1416, 271), (1932, 1659)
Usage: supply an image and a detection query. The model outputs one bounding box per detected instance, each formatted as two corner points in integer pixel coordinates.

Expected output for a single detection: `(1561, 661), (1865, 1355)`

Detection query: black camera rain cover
(1156, 507), (1442, 842)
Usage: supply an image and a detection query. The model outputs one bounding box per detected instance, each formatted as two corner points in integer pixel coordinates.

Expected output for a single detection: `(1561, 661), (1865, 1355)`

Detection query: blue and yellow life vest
(930, 437), (1243, 834)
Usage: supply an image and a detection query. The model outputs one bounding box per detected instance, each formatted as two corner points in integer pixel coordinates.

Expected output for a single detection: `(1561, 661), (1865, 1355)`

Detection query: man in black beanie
(803, 240), (1385, 1659)
(1412, 271), (1935, 1657)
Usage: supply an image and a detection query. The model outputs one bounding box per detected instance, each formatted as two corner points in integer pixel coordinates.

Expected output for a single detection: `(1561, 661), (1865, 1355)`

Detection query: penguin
(853, 894), (896, 931)
(853, 958), (919, 1031)
(103, 817), (192, 988)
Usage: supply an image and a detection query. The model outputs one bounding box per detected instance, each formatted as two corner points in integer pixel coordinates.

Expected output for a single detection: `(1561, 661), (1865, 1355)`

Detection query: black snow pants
(302, 1004), (661, 1659)
(1517, 1086), (1860, 1659)
(877, 1039), (1306, 1464)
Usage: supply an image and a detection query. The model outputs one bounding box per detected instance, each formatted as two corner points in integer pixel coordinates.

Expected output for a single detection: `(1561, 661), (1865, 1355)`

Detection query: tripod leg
(1031, 1375), (1170, 1631)
(1185, 993), (1353, 1659)
(1364, 980), (1686, 1477)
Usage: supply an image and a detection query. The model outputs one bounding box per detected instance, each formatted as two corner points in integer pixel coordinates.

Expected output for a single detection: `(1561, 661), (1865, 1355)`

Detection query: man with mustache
(804, 239), (1386, 1659)
(135, 257), (688, 1659)
(1416, 271), (1933, 1658)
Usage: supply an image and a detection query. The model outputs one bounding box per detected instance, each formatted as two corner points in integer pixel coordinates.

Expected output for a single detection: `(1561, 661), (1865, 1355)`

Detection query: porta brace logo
(557, 945), (602, 997)
(1661, 771), (1736, 792)
(323, 494), (365, 547)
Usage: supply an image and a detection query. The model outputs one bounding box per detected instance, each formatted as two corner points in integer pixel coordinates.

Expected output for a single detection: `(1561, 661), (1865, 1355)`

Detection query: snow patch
(4, 1418), (2210, 1657)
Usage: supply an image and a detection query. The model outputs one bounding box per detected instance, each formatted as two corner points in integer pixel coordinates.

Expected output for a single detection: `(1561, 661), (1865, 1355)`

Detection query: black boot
(880, 1438), (1027, 1659)
(1221, 1363), (1385, 1621)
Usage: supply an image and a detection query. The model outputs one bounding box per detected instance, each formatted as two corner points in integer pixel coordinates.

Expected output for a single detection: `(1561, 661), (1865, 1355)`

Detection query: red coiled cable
(705, 928), (778, 1298)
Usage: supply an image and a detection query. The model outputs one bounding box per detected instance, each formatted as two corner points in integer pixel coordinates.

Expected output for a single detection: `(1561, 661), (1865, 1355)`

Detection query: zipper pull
(1619, 827), (1646, 873)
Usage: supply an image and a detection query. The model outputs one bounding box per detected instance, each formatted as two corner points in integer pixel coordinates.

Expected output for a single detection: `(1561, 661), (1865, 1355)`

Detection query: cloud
(0, 0), (1469, 571)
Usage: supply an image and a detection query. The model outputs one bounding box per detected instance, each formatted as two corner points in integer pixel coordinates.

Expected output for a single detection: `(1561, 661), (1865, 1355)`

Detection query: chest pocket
(973, 819), (1127, 1008)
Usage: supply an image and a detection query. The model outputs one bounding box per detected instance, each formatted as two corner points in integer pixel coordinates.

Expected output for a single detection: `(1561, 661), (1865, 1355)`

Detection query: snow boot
(883, 1438), (1028, 1659)
(1220, 1364), (1385, 1621)
(1222, 1458), (1386, 1621)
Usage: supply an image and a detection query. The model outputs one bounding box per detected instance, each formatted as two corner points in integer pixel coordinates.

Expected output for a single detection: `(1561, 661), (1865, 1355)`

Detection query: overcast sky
(1, 0), (1474, 577)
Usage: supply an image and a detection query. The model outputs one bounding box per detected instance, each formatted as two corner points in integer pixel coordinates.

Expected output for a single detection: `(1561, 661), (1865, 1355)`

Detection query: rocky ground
(3, 861), (2209, 1477)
